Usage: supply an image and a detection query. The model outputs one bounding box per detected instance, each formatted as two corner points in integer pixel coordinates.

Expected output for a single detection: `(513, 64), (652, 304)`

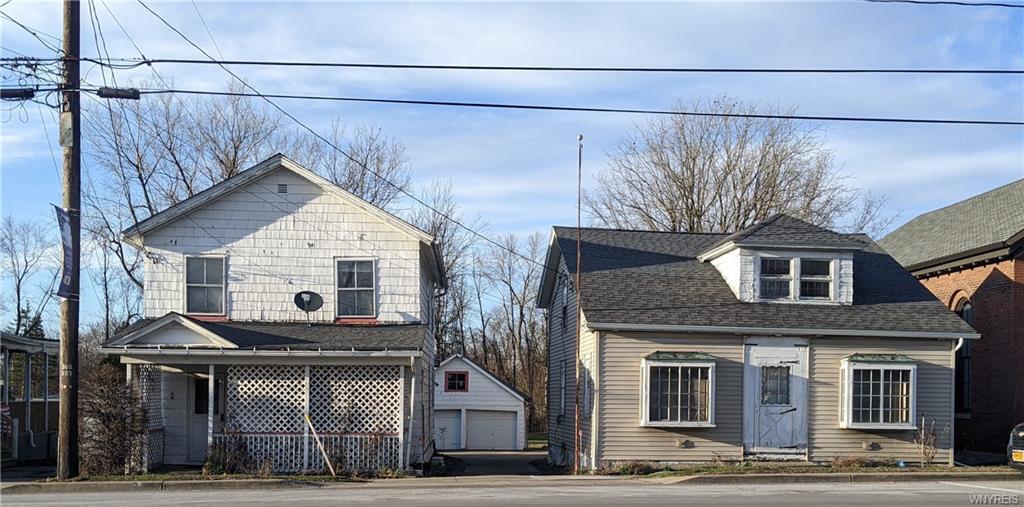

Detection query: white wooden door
(187, 377), (210, 462)
(743, 337), (808, 456)
(434, 409), (463, 450)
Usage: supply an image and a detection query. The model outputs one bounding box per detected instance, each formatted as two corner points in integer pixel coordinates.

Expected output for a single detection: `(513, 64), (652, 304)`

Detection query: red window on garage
(446, 371), (468, 392)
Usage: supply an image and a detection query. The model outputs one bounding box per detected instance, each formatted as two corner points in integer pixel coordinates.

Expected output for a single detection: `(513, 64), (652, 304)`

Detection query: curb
(1, 479), (321, 495)
(657, 471), (1024, 485)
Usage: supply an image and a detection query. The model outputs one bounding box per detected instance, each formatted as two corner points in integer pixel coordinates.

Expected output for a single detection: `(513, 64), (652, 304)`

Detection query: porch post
(23, 352), (32, 434)
(398, 365), (405, 470)
(207, 365), (214, 448)
(43, 354), (49, 431)
(303, 365), (310, 472)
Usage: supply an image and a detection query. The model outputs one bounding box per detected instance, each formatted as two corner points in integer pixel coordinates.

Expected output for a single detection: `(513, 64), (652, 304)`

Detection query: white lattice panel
(226, 365), (305, 433)
(309, 365), (401, 434)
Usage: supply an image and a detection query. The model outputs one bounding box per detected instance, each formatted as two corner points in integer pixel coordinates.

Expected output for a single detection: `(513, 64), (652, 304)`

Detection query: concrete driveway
(443, 450), (548, 476)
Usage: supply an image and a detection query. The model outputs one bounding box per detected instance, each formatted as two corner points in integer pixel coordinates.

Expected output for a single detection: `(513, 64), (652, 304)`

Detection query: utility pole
(573, 134), (583, 475)
(57, 0), (81, 480)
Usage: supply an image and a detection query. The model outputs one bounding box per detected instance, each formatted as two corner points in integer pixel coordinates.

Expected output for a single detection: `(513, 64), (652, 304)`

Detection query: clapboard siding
(142, 168), (425, 323)
(435, 357), (526, 450)
(547, 255), (592, 465)
(598, 332), (744, 463)
(807, 337), (954, 464)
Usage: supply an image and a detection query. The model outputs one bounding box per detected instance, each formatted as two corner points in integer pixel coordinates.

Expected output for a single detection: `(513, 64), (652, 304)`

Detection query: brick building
(881, 180), (1024, 452)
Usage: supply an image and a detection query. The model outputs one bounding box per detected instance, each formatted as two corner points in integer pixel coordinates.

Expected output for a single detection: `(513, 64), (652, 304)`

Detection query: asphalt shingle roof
(108, 315), (427, 351)
(711, 213), (866, 251)
(880, 179), (1024, 270)
(553, 224), (975, 336)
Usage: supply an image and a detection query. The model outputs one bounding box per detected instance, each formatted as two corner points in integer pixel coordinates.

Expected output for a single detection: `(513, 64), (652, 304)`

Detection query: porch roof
(105, 313), (427, 351)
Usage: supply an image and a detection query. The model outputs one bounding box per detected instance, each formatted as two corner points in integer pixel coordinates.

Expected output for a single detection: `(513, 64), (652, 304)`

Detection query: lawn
(527, 432), (548, 450)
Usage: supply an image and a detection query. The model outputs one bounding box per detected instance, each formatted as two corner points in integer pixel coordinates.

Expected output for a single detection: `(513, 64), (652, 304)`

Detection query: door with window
(743, 337), (808, 456)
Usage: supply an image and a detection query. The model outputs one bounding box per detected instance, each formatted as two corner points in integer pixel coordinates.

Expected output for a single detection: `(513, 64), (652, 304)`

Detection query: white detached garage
(433, 355), (528, 451)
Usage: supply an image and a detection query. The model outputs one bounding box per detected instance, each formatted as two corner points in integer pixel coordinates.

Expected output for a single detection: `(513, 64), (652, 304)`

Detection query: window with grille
(799, 259), (832, 300)
(642, 360), (716, 427)
(955, 299), (973, 414)
(336, 259), (376, 317)
(185, 256), (225, 314)
(761, 366), (791, 405)
(839, 359), (916, 429)
(445, 371), (468, 392)
(759, 258), (792, 299)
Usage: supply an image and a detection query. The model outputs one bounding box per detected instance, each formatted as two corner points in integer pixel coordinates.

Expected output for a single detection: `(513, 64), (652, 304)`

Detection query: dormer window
(799, 259), (832, 299)
(759, 258), (792, 299)
(757, 257), (836, 302)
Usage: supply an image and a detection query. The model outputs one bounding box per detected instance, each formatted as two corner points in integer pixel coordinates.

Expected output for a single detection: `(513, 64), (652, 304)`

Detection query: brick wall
(918, 256), (1024, 452)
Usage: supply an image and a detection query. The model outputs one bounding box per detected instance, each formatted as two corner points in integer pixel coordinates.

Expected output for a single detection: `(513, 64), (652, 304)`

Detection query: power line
(124, 87), (1024, 126)
(0, 12), (63, 54)
(863, 0), (1024, 7)
(75, 56), (1024, 75)
(135, 0), (569, 281)
(189, 0), (224, 60)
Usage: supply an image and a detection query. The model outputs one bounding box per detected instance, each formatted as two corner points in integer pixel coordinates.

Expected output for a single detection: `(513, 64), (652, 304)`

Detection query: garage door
(465, 410), (517, 450)
(434, 409), (462, 450)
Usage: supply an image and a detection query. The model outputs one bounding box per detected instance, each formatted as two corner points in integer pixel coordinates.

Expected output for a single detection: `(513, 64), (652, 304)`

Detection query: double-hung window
(185, 256), (225, 314)
(336, 259), (376, 317)
(839, 355), (917, 430)
(799, 259), (832, 300)
(641, 352), (716, 427)
(759, 258), (792, 299)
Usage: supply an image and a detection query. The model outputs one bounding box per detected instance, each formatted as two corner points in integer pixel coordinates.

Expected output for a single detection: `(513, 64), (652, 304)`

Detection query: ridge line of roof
(894, 178), (1024, 228)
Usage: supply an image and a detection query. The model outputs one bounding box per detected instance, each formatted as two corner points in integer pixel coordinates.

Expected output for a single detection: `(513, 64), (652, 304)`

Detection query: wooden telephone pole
(57, 0), (81, 480)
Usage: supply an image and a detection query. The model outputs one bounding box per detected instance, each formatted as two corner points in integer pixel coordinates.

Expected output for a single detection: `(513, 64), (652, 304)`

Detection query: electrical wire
(862, 0), (1024, 7)
(72, 56), (1024, 75)
(127, 87), (1024, 126)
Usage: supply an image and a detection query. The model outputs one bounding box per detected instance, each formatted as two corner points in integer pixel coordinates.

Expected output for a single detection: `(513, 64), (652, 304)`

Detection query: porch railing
(212, 433), (400, 474)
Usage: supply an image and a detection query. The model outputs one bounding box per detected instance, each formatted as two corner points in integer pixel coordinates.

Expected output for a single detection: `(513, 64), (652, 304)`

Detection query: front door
(743, 337), (808, 456)
(187, 376), (218, 462)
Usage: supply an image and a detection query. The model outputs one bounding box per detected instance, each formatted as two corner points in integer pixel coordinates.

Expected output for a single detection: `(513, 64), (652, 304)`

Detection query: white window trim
(334, 257), (377, 318)
(839, 360), (918, 430)
(183, 255), (227, 316)
(756, 254), (842, 304)
(798, 258), (834, 301)
(757, 257), (793, 301)
(640, 358), (716, 428)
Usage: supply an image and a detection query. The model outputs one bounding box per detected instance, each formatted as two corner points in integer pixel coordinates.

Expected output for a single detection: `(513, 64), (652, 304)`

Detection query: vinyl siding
(435, 357), (526, 450)
(141, 168), (424, 323)
(807, 337), (954, 464)
(597, 332), (744, 464)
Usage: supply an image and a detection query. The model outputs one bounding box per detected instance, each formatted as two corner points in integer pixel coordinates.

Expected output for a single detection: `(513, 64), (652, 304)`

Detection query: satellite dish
(294, 291), (324, 313)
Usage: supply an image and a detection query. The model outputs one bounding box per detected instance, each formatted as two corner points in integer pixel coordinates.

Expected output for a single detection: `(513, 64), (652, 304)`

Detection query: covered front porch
(102, 314), (432, 475)
(1, 333), (60, 466)
(126, 357), (416, 474)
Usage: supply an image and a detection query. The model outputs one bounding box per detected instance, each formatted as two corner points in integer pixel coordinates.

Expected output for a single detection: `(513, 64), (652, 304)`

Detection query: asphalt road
(3, 480), (1022, 506)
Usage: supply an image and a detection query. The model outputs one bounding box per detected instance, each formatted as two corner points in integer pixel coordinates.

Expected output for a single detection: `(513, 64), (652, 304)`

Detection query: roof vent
(277, 183), (288, 194)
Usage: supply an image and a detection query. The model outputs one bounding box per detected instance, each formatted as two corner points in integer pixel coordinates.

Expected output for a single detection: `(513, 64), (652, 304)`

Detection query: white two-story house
(101, 154), (444, 474)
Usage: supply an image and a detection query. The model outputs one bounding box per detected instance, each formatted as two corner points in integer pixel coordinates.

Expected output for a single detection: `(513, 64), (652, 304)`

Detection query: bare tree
(584, 95), (894, 235)
(406, 180), (482, 358)
(0, 216), (58, 336)
(303, 119), (412, 209)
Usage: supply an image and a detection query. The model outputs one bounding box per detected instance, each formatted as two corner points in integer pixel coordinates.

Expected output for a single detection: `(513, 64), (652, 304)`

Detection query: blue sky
(1, 1), (1022, 328)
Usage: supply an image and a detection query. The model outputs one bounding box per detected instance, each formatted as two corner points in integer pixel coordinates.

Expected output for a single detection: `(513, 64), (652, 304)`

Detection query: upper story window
(337, 259), (376, 317)
(758, 257), (834, 302)
(759, 258), (792, 299)
(799, 259), (833, 299)
(185, 256), (225, 314)
(445, 371), (468, 392)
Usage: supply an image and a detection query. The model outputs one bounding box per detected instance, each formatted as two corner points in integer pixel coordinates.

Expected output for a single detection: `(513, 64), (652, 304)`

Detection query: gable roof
(700, 214), (865, 261)
(103, 312), (427, 351)
(539, 225), (976, 339)
(121, 153), (434, 246)
(439, 354), (530, 402)
(880, 179), (1024, 273)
